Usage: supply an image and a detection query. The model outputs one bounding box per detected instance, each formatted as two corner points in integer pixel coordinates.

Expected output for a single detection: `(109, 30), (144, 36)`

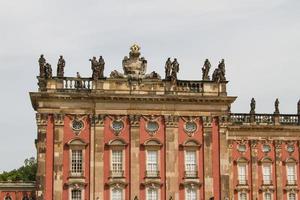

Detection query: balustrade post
(298, 100), (300, 125)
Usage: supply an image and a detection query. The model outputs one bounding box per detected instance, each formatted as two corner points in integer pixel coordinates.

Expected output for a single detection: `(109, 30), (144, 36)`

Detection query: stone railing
(230, 113), (299, 126)
(37, 76), (228, 96)
(62, 77), (93, 90)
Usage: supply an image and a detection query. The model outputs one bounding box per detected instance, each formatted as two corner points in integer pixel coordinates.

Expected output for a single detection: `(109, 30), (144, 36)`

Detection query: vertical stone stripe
(203, 117), (213, 199)
(89, 115), (95, 200)
(45, 115), (54, 200)
(212, 117), (220, 200)
(275, 140), (283, 199)
(227, 140), (234, 200)
(94, 115), (105, 200)
(53, 114), (64, 199)
(219, 123), (229, 200)
(35, 113), (48, 200)
(165, 116), (179, 200)
(129, 115), (140, 199)
(250, 140), (258, 200)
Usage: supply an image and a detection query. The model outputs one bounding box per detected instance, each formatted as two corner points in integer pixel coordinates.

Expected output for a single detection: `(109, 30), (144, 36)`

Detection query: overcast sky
(0, 0), (299, 172)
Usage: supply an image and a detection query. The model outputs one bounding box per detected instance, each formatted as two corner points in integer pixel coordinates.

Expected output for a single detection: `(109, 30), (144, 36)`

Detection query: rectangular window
(185, 151), (197, 172)
(238, 164), (247, 185)
(239, 192), (247, 200)
(185, 188), (197, 200)
(112, 150), (123, 173)
(71, 189), (81, 200)
(111, 188), (123, 200)
(147, 188), (158, 200)
(288, 193), (296, 200)
(264, 192), (271, 200)
(287, 164), (296, 185)
(71, 150), (83, 176)
(147, 150), (158, 172)
(263, 165), (271, 184)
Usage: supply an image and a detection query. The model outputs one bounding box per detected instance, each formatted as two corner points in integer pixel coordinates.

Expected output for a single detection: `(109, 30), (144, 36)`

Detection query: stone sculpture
(57, 55), (65, 78)
(75, 72), (83, 88)
(90, 57), (99, 80)
(202, 59), (211, 80)
(171, 58), (179, 80)
(165, 57), (172, 79)
(98, 56), (105, 78)
(250, 98), (256, 114)
(212, 59), (226, 82)
(45, 63), (52, 79)
(38, 54), (46, 78)
(274, 98), (280, 114)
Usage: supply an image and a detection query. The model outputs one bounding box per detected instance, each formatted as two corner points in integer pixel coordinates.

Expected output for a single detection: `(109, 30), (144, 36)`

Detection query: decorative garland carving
(181, 116), (198, 137)
(164, 115), (179, 127)
(143, 115), (160, 136)
(108, 115), (126, 136)
(67, 115), (87, 135)
(91, 114), (105, 126)
(202, 116), (211, 127)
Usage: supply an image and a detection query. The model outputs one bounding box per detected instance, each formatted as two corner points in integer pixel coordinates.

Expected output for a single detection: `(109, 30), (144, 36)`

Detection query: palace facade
(22, 45), (300, 200)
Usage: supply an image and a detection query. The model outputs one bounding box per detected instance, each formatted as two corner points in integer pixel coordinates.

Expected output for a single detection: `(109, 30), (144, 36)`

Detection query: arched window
(111, 188), (123, 200)
(185, 187), (197, 200)
(146, 187), (158, 200)
(71, 189), (82, 200)
(144, 139), (162, 178)
(286, 158), (297, 185)
(182, 139), (200, 179)
(67, 138), (87, 177)
(108, 139), (127, 178)
(236, 157), (248, 185)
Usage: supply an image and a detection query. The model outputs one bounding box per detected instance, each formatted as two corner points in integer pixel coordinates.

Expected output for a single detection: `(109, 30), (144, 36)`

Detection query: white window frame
(68, 187), (84, 200)
(238, 192), (247, 200)
(238, 164), (247, 185)
(287, 163), (297, 185)
(147, 150), (158, 172)
(71, 149), (83, 176)
(185, 150), (197, 172)
(263, 192), (272, 200)
(288, 192), (296, 200)
(185, 187), (197, 200)
(262, 164), (272, 185)
(146, 187), (159, 200)
(111, 150), (123, 173)
(110, 187), (124, 200)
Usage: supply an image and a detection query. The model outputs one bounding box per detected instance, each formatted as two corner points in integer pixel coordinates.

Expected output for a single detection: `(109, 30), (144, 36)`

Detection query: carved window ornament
(287, 145), (295, 153)
(144, 116), (160, 136)
(111, 119), (125, 135)
(262, 144), (271, 153)
(67, 138), (87, 149)
(180, 139), (201, 150)
(69, 115), (86, 135)
(182, 117), (198, 137)
(234, 157), (249, 165)
(143, 139), (162, 150)
(259, 157), (273, 164)
(237, 144), (247, 153)
(107, 138), (127, 149)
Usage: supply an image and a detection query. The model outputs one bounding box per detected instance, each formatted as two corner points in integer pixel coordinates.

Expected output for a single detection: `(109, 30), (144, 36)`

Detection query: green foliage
(0, 157), (37, 181)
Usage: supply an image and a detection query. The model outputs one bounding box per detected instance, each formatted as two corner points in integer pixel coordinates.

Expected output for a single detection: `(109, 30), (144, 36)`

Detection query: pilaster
(203, 116), (213, 199)
(129, 115), (141, 199)
(164, 115), (179, 200)
(35, 113), (48, 200)
(93, 114), (105, 200)
(274, 140), (283, 199)
(53, 114), (64, 199)
(250, 140), (258, 200)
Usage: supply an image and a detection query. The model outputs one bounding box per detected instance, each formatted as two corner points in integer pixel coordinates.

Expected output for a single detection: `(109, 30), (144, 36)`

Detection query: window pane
(263, 165), (271, 184)
(239, 192), (247, 200)
(288, 193), (296, 200)
(238, 165), (247, 184)
(147, 151), (158, 171)
(71, 150), (83, 175)
(111, 188), (123, 200)
(186, 188), (197, 200)
(112, 150), (123, 171)
(147, 188), (158, 200)
(287, 164), (296, 184)
(71, 189), (81, 200)
(185, 151), (196, 172)
(264, 193), (271, 200)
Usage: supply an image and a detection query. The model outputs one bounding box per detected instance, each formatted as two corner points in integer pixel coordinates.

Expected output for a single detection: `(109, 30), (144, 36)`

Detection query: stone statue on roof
(38, 54), (46, 78)
(274, 98), (280, 114)
(202, 59), (211, 80)
(250, 98), (256, 114)
(57, 55), (65, 78)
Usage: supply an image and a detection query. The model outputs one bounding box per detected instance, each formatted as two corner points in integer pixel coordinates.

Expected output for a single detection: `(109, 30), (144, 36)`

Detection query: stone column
(203, 116), (214, 199)
(89, 115), (95, 200)
(274, 140), (283, 199)
(227, 140), (234, 200)
(164, 115), (179, 200)
(219, 118), (230, 200)
(129, 115), (141, 199)
(35, 113), (48, 200)
(53, 114), (64, 199)
(94, 115), (105, 200)
(250, 140), (258, 200)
